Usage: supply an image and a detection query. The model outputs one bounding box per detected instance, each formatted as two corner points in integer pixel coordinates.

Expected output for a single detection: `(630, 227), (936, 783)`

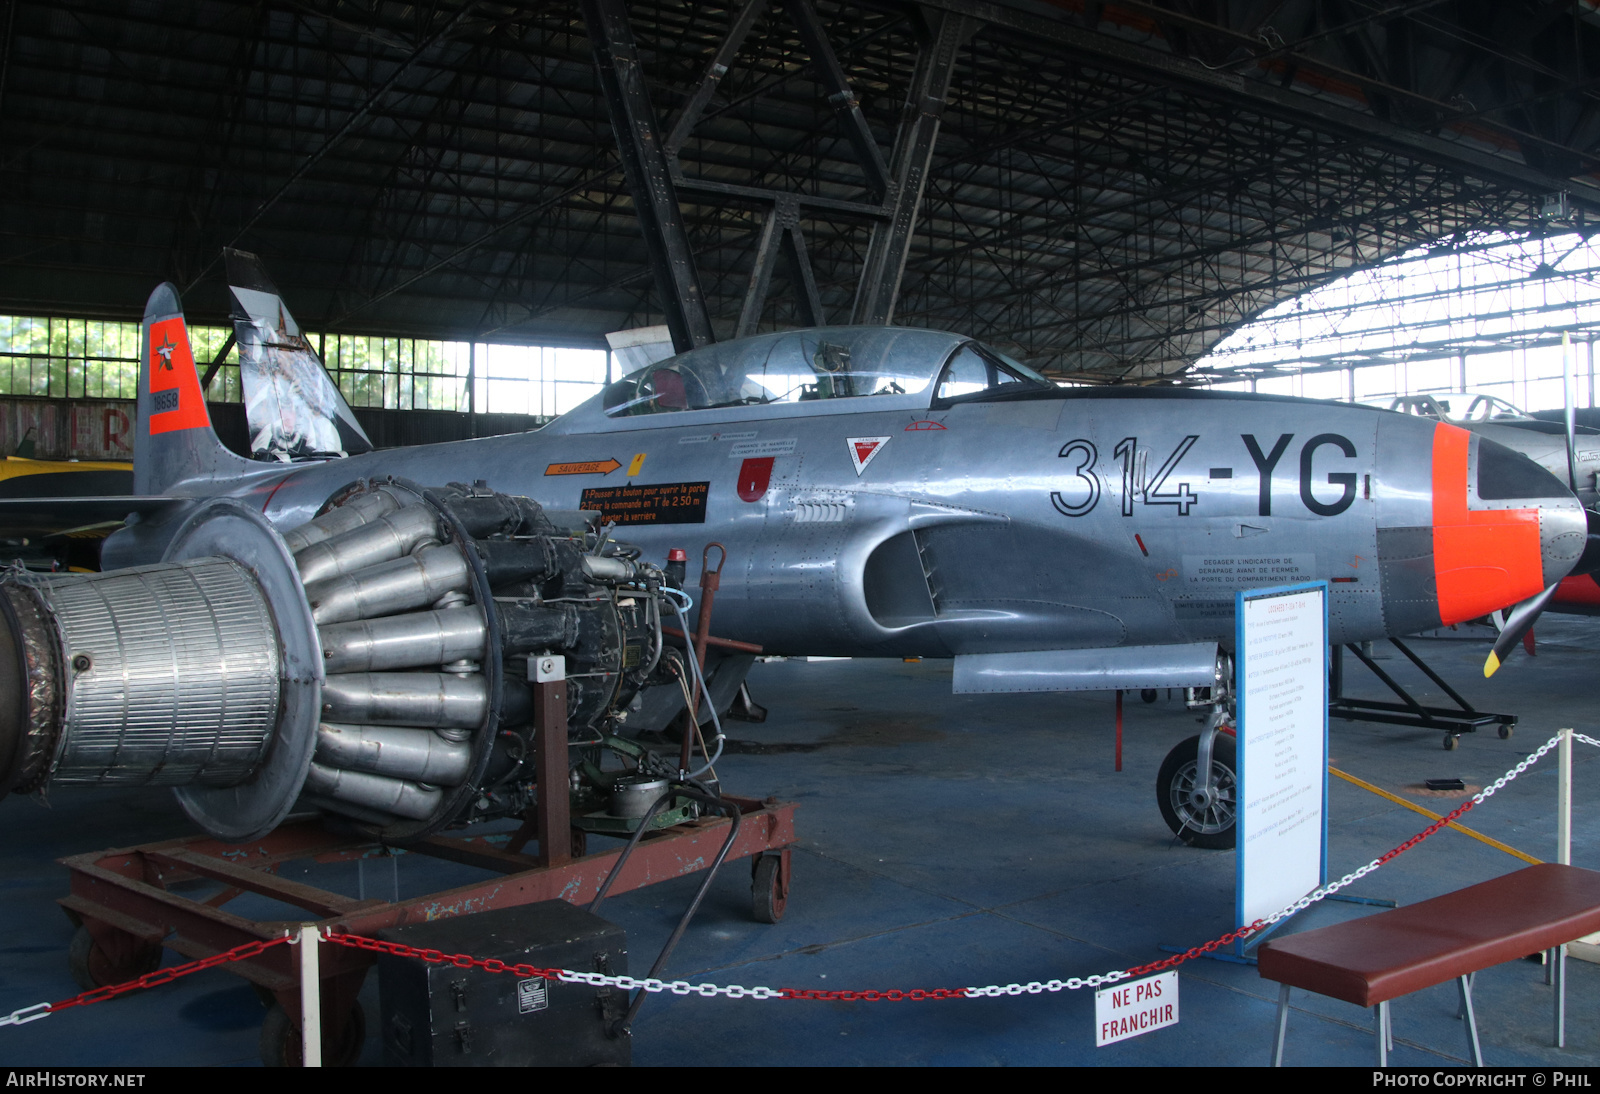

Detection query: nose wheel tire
(1157, 733), (1238, 850)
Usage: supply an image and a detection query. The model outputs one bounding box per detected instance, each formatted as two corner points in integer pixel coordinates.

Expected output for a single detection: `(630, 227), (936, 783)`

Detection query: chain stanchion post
(1560, 728), (1573, 867)
(299, 924), (321, 1068)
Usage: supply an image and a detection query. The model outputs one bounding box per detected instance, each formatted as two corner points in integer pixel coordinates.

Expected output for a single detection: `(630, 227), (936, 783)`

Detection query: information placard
(579, 481), (709, 525)
(1235, 582), (1328, 931)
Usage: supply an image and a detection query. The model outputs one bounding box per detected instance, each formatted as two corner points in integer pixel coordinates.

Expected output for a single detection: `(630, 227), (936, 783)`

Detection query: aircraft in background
(1385, 392), (1600, 624)
(1386, 392), (1600, 509)
(0, 255), (1589, 851)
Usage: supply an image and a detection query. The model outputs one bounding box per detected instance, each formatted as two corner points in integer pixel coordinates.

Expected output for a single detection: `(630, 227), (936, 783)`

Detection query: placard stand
(1232, 581), (1330, 959)
(1161, 582), (1339, 966)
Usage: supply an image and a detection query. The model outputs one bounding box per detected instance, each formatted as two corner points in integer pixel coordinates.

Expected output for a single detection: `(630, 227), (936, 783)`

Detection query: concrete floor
(3, 616), (1600, 1067)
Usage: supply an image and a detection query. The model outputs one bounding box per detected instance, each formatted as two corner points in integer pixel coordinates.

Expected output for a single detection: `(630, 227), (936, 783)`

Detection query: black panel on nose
(1476, 438), (1570, 500)
(1376, 526), (1442, 636)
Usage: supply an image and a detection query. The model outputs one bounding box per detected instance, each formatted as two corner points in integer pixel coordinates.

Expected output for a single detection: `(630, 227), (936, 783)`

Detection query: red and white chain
(336, 730), (1573, 1002)
(0, 934), (295, 1027)
(0, 731), (1574, 1021)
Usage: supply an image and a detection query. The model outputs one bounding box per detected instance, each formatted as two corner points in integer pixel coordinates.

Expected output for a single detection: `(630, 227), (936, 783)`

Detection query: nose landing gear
(1156, 670), (1239, 850)
(1157, 722), (1238, 849)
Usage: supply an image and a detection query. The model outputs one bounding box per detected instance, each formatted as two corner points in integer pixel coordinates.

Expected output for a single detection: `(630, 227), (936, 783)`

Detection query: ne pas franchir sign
(1095, 972), (1179, 1047)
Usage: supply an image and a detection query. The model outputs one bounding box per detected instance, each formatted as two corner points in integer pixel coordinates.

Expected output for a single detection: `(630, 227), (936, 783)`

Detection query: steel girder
(0, 1), (1596, 381)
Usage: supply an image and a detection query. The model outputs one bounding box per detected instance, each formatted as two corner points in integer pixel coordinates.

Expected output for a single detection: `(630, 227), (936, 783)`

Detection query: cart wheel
(260, 1001), (366, 1067)
(1156, 734), (1237, 849)
(1140, 689), (1158, 704)
(1499, 724), (1514, 740)
(67, 924), (161, 992)
(752, 856), (787, 924)
(1443, 733), (1459, 751)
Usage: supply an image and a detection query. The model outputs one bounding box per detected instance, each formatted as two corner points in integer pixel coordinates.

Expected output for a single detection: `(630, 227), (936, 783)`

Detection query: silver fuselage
(158, 386), (1582, 658)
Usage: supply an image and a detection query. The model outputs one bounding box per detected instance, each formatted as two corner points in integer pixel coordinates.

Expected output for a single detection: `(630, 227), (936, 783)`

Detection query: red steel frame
(59, 801), (796, 1046)
(56, 672), (796, 1050)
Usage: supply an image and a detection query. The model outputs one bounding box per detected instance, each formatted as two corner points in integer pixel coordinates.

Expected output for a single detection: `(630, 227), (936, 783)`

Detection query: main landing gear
(1156, 669), (1239, 850)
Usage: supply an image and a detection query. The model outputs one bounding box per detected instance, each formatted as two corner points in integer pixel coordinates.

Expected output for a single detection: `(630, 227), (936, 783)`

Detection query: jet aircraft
(0, 256), (1588, 851)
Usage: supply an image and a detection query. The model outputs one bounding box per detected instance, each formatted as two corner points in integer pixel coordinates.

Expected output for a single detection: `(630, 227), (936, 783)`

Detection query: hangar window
(0, 315), (606, 423)
(0, 315), (242, 402)
(1200, 231), (1600, 415)
(323, 337), (604, 418)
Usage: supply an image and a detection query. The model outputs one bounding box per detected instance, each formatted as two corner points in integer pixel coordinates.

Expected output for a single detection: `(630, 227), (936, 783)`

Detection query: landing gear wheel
(67, 924), (161, 992)
(752, 855), (787, 924)
(1443, 733), (1460, 751)
(1140, 689), (1158, 704)
(1157, 734), (1238, 850)
(260, 1001), (366, 1067)
(1499, 724), (1514, 740)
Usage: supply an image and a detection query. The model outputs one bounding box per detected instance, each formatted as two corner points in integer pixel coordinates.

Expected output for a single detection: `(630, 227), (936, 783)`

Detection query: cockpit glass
(602, 327), (961, 417)
(935, 342), (1052, 401)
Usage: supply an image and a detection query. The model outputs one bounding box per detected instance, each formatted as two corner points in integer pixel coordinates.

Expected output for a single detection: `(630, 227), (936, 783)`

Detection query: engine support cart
(56, 673), (796, 1065)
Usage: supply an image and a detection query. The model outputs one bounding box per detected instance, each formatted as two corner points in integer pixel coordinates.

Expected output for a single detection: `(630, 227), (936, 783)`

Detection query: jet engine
(0, 480), (693, 842)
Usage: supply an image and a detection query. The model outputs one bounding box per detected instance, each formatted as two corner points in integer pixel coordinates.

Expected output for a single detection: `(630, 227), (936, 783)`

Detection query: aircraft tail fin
(224, 248), (373, 461)
(134, 283), (254, 495)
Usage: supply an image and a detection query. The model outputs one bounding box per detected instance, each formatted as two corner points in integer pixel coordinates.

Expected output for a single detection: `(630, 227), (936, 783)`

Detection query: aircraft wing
(0, 496), (187, 540)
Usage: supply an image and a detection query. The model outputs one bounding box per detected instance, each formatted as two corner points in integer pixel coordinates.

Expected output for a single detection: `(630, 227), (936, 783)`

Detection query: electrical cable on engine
(668, 653), (721, 784)
(660, 585), (694, 614)
(689, 711), (720, 785)
(670, 598), (724, 778)
(668, 632), (723, 780)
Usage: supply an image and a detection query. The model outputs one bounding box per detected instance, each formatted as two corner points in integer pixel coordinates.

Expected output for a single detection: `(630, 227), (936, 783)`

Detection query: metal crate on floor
(378, 900), (630, 1067)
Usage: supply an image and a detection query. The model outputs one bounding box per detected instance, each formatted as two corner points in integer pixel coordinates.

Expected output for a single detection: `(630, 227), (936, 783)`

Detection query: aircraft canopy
(601, 326), (1048, 417)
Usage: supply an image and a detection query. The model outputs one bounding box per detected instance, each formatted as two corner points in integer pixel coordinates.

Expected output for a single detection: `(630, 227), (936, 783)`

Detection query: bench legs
(1455, 971), (1475, 1018)
(1457, 975), (1483, 1066)
(1275, 977), (1489, 1067)
(1551, 945), (1566, 1048)
(1271, 982), (1291, 1066)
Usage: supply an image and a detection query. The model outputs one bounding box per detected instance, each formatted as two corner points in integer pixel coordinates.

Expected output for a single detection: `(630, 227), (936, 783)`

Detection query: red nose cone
(1432, 423), (1545, 625)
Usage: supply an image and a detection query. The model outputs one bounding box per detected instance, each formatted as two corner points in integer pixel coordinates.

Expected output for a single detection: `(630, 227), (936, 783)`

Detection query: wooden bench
(1257, 863), (1600, 1066)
